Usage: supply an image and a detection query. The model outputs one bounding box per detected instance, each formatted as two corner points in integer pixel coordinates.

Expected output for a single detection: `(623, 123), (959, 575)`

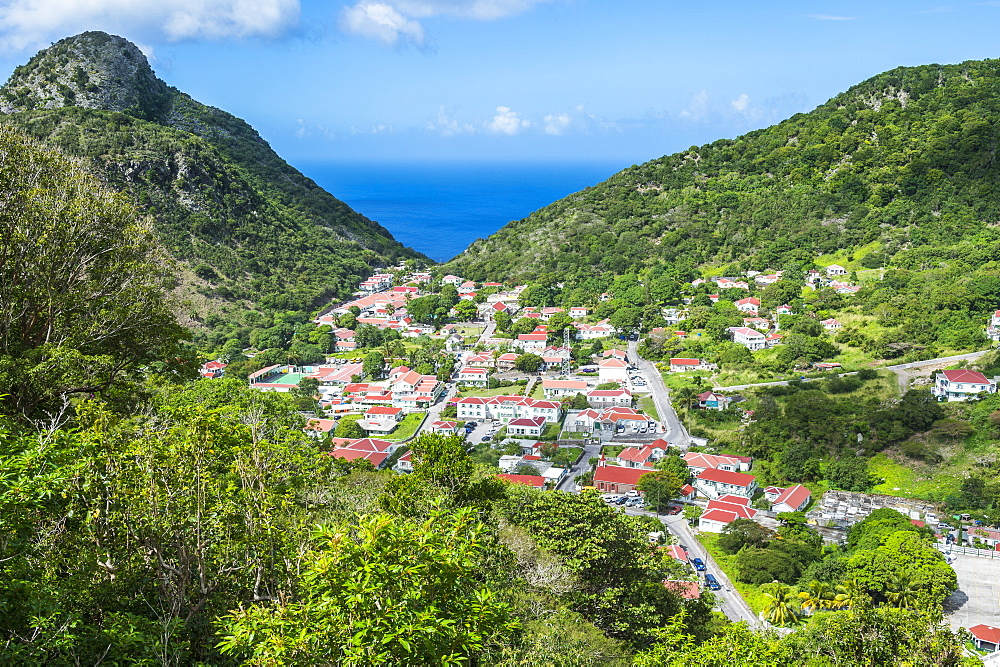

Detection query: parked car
(625, 490), (640, 498)
(467, 422), (478, 427)
(615, 496), (630, 505)
(704, 573), (721, 590)
(667, 506), (682, 515)
(629, 498), (645, 508)
(692, 558), (706, 571)
(602, 494), (621, 503)
(480, 436), (492, 442)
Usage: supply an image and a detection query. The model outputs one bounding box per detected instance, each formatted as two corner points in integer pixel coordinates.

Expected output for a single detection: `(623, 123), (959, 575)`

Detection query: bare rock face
(0, 31), (172, 120)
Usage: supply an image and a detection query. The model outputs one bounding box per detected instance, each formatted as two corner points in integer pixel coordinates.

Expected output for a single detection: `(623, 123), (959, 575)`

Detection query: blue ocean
(297, 160), (627, 262)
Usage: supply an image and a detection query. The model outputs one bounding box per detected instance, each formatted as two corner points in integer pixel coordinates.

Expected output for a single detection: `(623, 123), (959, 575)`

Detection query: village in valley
(199, 262), (1000, 643)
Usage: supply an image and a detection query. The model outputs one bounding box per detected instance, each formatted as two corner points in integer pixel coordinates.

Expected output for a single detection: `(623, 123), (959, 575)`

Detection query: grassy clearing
(529, 382), (545, 399)
(868, 451), (964, 502)
(639, 395), (660, 421)
(696, 533), (768, 614)
(382, 413), (425, 441)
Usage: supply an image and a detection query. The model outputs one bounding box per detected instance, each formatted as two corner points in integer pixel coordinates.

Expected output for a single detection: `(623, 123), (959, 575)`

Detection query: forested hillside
(447, 59), (1000, 281)
(0, 31), (425, 332)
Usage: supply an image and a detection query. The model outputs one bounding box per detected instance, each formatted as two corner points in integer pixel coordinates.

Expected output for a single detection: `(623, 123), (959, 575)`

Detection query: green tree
(218, 509), (519, 665)
(453, 299), (478, 321)
(0, 128), (189, 419)
(334, 418), (365, 439)
(363, 350), (385, 379)
(759, 583), (802, 626)
(515, 353), (544, 372)
(718, 518), (774, 554)
(637, 470), (683, 512)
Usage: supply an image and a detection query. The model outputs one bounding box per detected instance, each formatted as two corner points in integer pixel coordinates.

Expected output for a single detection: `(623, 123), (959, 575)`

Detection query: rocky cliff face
(0, 31), (171, 120)
(0, 32), (425, 329)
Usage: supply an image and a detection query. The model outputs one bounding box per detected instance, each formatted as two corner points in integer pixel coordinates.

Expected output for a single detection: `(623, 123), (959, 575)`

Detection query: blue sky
(0, 0), (999, 164)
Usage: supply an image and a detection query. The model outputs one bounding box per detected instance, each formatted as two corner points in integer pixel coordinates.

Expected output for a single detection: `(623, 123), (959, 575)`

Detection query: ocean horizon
(297, 159), (629, 263)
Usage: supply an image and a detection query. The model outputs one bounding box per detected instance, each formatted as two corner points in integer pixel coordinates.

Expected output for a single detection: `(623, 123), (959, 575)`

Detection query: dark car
(704, 573), (721, 590)
(667, 506), (682, 515)
(467, 421), (478, 427)
(480, 436), (492, 442)
(615, 496), (630, 505)
(692, 558), (706, 571)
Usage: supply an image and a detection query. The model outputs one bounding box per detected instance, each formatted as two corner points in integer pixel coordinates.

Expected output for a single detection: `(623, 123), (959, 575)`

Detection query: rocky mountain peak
(0, 31), (172, 120)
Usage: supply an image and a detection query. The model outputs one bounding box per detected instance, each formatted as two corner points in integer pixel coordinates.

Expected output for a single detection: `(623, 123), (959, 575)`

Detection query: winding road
(629, 339), (691, 448)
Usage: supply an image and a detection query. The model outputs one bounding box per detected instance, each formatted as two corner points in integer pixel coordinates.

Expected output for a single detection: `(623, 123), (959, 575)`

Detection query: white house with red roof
(457, 367), (489, 387)
(395, 449), (413, 473)
(455, 395), (562, 424)
(825, 264), (848, 276)
(743, 317), (771, 330)
(678, 483), (697, 501)
(359, 406), (404, 435)
(603, 348), (628, 361)
(729, 327), (766, 351)
(200, 360), (227, 378)
(599, 357), (629, 383)
(569, 307), (589, 319)
(764, 484), (812, 513)
(575, 320), (614, 340)
(699, 495), (760, 532)
(495, 352), (519, 372)
(593, 461), (651, 494)
(694, 468), (758, 500)
(669, 358), (706, 373)
(820, 318), (842, 332)
(933, 369), (997, 401)
(683, 451), (750, 475)
(616, 443), (666, 468)
(586, 388), (632, 408)
(329, 437), (396, 469)
(430, 420), (458, 435)
(506, 416), (547, 437)
(734, 297), (760, 313)
(542, 379), (589, 399)
(764, 333), (784, 348)
(516, 333), (548, 352)
(776, 304), (794, 315)
(969, 625), (1000, 652)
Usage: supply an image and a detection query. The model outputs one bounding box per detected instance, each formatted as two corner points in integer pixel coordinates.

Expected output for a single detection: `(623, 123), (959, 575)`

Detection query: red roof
(680, 484), (695, 496)
(670, 358), (700, 365)
(497, 473), (545, 488)
(366, 406), (402, 415)
(970, 625), (1000, 645)
(662, 580), (700, 600)
(773, 484), (811, 510)
(594, 465), (651, 486)
(700, 508), (739, 524)
(697, 468), (757, 487)
(941, 369), (990, 384)
(707, 499), (757, 519)
(663, 545), (688, 562)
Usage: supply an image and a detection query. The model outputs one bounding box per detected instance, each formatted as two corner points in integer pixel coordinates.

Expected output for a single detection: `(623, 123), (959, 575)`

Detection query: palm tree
(798, 580), (837, 615)
(761, 582), (802, 626)
(884, 573), (920, 609)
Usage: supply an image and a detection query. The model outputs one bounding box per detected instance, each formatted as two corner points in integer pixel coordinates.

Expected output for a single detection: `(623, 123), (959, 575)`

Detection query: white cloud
(806, 14), (856, 20)
(679, 89), (710, 122)
(340, 1), (425, 47)
(340, 0), (554, 45)
(488, 105), (529, 135)
(543, 113), (570, 135)
(730, 93), (750, 114)
(0, 0), (300, 52)
(427, 105), (476, 135)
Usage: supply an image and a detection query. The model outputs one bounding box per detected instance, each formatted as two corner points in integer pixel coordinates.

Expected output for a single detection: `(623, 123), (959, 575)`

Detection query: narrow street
(556, 439), (601, 491)
(629, 339), (690, 448)
(625, 506), (765, 627)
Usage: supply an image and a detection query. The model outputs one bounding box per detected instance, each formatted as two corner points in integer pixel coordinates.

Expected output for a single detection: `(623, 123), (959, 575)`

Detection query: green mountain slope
(447, 59), (1000, 281)
(0, 31), (425, 322)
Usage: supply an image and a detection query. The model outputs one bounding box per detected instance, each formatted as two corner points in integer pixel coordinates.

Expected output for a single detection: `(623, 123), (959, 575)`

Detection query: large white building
(932, 369), (997, 402)
(455, 395), (563, 424)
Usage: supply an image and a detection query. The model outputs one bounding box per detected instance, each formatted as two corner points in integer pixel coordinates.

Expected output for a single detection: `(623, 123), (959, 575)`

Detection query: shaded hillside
(447, 59), (1000, 281)
(0, 31), (425, 321)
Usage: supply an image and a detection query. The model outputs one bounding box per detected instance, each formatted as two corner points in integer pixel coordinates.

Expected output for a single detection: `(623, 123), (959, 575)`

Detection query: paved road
(556, 439), (601, 491)
(715, 349), (992, 392)
(624, 506), (764, 626)
(630, 339), (690, 447)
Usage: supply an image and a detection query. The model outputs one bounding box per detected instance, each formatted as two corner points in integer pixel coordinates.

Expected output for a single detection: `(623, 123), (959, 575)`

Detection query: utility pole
(562, 327), (571, 376)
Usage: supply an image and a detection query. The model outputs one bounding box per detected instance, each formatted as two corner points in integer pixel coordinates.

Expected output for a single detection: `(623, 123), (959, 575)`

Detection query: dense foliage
(0, 32), (425, 343)
(449, 59), (1000, 284)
